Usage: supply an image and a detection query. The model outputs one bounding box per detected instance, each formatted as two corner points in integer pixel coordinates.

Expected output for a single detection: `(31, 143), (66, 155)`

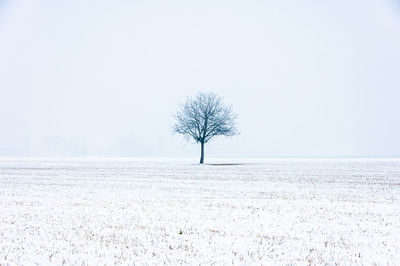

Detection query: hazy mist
(1, 0), (400, 157)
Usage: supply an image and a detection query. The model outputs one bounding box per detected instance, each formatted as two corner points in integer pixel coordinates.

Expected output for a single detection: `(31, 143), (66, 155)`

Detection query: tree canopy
(173, 92), (238, 163)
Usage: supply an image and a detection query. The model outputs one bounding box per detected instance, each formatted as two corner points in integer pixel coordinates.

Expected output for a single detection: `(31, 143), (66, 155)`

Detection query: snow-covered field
(0, 158), (399, 265)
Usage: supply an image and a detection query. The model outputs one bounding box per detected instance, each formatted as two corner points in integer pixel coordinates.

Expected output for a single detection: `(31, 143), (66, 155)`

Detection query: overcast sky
(1, 0), (400, 157)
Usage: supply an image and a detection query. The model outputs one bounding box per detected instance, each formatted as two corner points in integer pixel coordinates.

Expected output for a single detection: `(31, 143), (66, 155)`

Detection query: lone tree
(173, 92), (239, 164)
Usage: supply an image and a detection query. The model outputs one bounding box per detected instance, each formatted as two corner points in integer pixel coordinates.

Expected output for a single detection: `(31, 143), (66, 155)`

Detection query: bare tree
(173, 92), (239, 164)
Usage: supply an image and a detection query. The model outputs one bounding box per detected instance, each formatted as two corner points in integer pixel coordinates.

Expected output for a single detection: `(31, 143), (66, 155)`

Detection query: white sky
(1, 0), (400, 157)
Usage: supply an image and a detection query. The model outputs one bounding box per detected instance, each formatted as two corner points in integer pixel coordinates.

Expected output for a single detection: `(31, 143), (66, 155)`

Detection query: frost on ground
(0, 158), (399, 265)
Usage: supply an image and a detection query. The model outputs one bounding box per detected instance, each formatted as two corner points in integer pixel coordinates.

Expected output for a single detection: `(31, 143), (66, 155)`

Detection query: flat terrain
(0, 158), (399, 265)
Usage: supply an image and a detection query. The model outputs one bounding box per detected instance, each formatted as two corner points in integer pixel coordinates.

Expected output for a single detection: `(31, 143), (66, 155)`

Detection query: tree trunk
(200, 141), (205, 164)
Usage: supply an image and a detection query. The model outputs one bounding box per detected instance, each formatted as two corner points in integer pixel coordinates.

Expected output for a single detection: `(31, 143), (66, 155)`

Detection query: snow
(0, 158), (399, 265)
